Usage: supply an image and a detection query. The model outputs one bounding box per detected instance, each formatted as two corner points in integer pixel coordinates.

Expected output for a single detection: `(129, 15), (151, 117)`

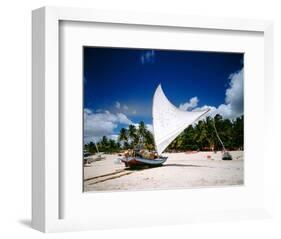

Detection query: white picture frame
(32, 6), (274, 232)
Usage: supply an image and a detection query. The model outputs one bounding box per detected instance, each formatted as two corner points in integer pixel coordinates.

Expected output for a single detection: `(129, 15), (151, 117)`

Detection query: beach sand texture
(84, 151), (243, 192)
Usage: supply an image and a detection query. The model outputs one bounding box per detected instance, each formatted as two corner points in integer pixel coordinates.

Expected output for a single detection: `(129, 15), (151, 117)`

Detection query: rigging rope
(212, 119), (226, 151)
(93, 138), (99, 154)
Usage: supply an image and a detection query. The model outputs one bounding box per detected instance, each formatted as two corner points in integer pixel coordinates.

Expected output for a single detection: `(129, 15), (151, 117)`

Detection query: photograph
(83, 47), (244, 192)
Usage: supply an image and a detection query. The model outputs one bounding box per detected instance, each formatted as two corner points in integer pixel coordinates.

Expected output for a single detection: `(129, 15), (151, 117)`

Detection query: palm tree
(144, 130), (155, 150)
(232, 115), (244, 149)
(138, 121), (147, 144)
(128, 124), (139, 148)
(205, 116), (217, 150)
(119, 128), (128, 141)
(119, 128), (129, 149)
(123, 141), (130, 150)
(183, 125), (197, 150)
(193, 120), (209, 150)
(109, 139), (117, 153)
(96, 136), (108, 152)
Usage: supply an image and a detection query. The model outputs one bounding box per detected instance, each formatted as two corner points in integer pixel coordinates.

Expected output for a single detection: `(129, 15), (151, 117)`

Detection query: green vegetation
(84, 115), (244, 154)
(167, 114), (244, 152)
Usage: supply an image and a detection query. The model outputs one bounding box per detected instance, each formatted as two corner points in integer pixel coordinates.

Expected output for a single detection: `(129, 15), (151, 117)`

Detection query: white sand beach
(84, 151), (244, 192)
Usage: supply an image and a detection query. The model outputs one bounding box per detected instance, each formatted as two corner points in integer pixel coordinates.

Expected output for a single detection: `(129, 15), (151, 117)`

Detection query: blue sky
(83, 47), (244, 143)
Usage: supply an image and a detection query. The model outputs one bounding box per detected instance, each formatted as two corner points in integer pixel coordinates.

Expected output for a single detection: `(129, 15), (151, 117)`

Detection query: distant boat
(84, 140), (105, 165)
(121, 84), (209, 168)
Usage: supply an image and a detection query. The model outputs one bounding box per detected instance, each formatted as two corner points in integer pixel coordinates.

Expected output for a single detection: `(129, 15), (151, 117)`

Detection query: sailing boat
(121, 84), (209, 168)
(84, 139), (105, 165)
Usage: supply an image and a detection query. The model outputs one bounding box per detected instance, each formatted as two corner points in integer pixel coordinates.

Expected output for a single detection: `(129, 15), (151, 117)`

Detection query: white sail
(152, 84), (209, 155)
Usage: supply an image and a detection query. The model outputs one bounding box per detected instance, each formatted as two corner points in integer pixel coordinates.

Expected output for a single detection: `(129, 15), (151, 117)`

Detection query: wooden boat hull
(121, 156), (168, 168)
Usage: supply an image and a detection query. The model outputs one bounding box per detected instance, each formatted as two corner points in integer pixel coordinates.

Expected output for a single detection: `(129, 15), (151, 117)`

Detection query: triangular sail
(152, 84), (209, 155)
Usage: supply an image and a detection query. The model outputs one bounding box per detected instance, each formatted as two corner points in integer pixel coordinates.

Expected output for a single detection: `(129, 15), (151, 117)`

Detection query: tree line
(84, 114), (244, 154)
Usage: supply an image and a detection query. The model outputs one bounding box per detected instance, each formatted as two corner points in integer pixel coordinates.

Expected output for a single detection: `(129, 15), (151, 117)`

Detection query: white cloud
(183, 68), (244, 119)
(115, 101), (121, 109)
(115, 101), (129, 111)
(192, 104), (231, 119)
(179, 96), (199, 111)
(146, 124), (154, 133)
(141, 50), (155, 64)
(113, 101), (139, 116)
(84, 109), (132, 143)
(116, 113), (133, 125)
(132, 123), (154, 133)
(225, 68), (244, 116)
(84, 108), (92, 114)
(108, 134), (119, 141)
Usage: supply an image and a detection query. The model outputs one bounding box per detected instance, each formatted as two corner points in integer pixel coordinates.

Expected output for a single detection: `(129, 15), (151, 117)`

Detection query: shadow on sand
(163, 163), (205, 168)
(125, 163), (211, 170)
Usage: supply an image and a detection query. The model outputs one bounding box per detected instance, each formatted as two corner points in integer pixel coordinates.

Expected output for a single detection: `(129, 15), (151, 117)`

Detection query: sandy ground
(83, 151), (244, 192)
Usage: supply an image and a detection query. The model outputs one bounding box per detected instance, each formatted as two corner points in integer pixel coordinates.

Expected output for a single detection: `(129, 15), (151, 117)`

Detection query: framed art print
(82, 46), (244, 192)
(32, 7), (274, 232)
